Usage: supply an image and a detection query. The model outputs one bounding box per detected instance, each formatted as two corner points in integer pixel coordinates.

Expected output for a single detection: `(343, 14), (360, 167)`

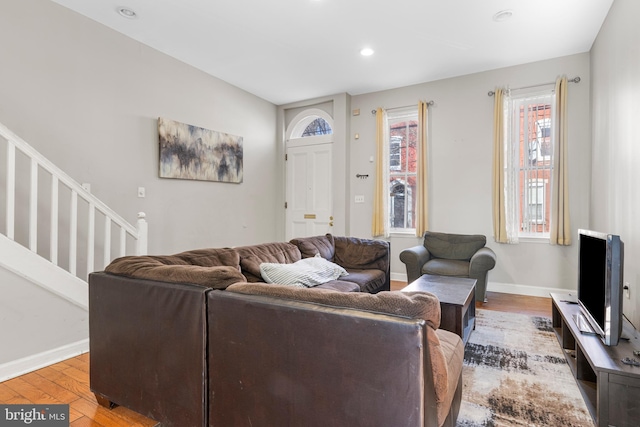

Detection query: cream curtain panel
(416, 101), (429, 236)
(372, 107), (388, 237)
(491, 88), (508, 243)
(550, 76), (571, 245)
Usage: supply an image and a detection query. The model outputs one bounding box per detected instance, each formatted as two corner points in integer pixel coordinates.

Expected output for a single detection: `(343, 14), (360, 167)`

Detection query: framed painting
(158, 117), (243, 183)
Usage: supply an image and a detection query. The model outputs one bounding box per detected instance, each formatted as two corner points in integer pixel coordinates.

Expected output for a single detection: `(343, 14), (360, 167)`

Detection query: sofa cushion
(290, 234), (335, 261)
(235, 242), (302, 282)
(225, 283), (450, 404)
(435, 329), (465, 426)
(423, 259), (470, 277)
(259, 256), (348, 287)
(339, 268), (387, 293)
(226, 282), (440, 334)
(423, 232), (486, 260)
(315, 280), (360, 292)
(171, 247), (241, 268)
(105, 248), (245, 289)
(334, 236), (389, 272)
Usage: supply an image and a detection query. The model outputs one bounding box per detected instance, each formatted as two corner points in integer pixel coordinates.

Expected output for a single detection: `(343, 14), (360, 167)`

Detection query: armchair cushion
(423, 259), (470, 278)
(423, 232), (486, 260)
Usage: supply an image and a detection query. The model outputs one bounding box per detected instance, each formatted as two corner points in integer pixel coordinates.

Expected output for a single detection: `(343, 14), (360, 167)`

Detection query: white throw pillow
(259, 255), (348, 287)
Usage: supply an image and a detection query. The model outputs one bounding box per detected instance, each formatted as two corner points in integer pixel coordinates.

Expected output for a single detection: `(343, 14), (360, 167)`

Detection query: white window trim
(505, 89), (555, 241)
(386, 106), (418, 233)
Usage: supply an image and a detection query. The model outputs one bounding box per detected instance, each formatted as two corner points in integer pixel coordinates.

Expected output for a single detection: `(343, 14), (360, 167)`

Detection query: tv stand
(551, 293), (640, 427)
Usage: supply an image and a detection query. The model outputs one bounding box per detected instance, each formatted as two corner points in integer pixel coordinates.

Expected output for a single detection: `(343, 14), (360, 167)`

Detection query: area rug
(456, 309), (595, 427)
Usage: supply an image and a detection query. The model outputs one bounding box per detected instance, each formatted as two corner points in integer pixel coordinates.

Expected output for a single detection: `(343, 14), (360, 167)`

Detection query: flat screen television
(576, 229), (624, 346)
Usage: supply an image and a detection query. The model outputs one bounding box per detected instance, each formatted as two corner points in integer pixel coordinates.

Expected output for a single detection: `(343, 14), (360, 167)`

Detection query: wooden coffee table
(401, 274), (476, 345)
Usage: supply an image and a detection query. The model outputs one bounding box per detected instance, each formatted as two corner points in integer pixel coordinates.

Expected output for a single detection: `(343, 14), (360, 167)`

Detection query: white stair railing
(1, 122), (147, 282)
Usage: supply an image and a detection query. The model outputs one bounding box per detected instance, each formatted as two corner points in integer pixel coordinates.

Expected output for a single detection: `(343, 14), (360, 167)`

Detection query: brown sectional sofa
(88, 234), (464, 427)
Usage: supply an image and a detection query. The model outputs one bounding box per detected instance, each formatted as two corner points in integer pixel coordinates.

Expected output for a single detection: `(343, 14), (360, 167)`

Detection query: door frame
(285, 109), (334, 240)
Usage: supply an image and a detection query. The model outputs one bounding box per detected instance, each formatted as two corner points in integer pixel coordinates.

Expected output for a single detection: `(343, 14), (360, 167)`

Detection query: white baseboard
(0, 339), (89, 382)
(390, 272), (408, 282)
(390, 272), (571, 299)
(487, 281), (571, 298)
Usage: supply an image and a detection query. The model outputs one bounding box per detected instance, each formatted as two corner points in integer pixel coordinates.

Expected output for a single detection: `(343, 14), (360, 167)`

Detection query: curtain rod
(487, 76), (581, 97)
(370, 100), (434, 115)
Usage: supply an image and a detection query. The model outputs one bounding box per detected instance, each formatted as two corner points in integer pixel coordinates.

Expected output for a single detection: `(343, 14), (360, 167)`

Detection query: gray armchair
(400, 231), (497, 302)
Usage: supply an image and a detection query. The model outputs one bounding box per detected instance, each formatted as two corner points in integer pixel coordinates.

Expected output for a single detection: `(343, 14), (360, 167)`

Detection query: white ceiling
(51, 0), (613, 105)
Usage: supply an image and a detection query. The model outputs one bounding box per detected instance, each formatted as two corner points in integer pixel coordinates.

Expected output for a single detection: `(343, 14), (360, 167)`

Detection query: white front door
(285, 142), (333, 240)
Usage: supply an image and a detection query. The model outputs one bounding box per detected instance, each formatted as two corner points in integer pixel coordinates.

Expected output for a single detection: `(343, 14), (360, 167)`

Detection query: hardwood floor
(1, 286), (551, 427)
(0, 353), (158, 427)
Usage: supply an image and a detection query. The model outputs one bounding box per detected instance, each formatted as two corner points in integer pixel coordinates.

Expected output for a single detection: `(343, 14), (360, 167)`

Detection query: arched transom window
(287, 108), (334, 142)
(301, 117), (332, 136)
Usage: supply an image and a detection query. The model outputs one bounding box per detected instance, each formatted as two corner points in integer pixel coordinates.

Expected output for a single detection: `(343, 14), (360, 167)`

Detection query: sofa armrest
(89, 272), (210, 426)
(469, 247), (497, 278)
(400, 245), (431, 284)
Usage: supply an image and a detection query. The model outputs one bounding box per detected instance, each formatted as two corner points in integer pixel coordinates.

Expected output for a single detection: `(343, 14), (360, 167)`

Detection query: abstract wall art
(158, 117), (243, 183)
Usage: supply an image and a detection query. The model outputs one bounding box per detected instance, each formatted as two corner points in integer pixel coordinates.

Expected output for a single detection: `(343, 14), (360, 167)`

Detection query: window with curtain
(505, 89), (555, 239)
(493, 76), (570, 245)
(387, 107), (418, 231)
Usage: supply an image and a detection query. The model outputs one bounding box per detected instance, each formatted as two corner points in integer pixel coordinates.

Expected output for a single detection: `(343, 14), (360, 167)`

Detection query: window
(287, 109), (334, 141)
(506, 90), (554, 238)
(526, 180), (546, 226)
(387, 107), (418, 231)
(301, 117), (332, 136)
(389, 136), (402, 171)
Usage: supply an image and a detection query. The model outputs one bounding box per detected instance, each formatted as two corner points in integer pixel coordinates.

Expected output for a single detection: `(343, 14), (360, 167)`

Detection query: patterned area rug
(456, 309), (595, 427)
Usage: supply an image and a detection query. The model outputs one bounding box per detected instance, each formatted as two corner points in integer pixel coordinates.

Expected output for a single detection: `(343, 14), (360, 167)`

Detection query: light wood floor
(1, 285), (552, 427)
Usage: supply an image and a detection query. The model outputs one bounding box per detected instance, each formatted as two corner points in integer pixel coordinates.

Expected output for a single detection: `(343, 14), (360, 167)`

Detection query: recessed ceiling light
(117, 7), (137, 19)
(360, 47), (375, 57)
(492, 10), (513, 22)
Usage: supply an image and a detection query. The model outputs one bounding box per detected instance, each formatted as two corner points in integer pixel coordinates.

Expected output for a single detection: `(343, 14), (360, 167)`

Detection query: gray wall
(349, 54), (592, 296)
(0, 268), (87, 366)
(590, 0), (640, 328)
(0, 0), (279, 256)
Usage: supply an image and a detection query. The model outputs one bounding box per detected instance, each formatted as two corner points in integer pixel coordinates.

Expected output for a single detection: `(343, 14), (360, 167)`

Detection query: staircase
(0, 122), (147, 380)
